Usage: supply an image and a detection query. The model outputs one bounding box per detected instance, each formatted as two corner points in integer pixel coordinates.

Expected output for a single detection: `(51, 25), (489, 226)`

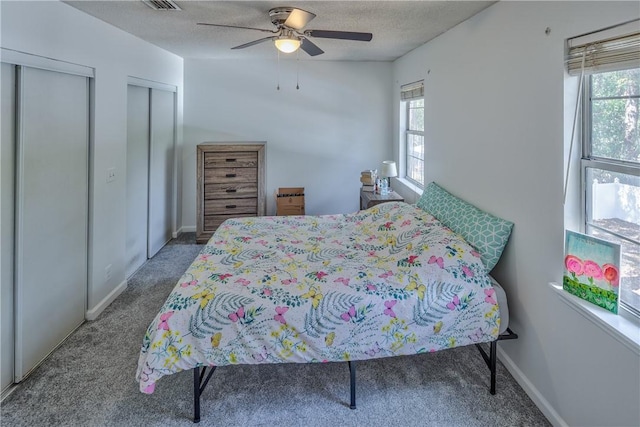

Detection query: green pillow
(417, 182), (513, 271)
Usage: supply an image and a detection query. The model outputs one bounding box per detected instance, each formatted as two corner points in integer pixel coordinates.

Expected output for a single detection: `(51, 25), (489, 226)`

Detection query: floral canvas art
(563, 230), (621, 314)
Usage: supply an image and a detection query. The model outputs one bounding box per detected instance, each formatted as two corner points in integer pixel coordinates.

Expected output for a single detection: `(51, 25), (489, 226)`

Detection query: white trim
(549, 282), (640, 355)
(13, 321), (84, 384)
(172, 89), (179, 239)
(1, 48), (94, 78)
(181, 225), (197, 233)
(172, 226), (190, 238)
(497, 346), (567, 427)
(391, 177), (423, 205)
(127, 76), (177, 93)
(1, 383), (18, 402)
(85, 280), (127, 321)
(13, 63), (26, 382)
(394, 177), (423, 196)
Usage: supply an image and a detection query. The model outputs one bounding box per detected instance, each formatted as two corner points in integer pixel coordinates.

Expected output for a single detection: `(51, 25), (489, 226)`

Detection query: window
(567, 21), (640, 318)
(400, 79), (425, 188)
(583, 68), (640, 316)
(405, 99), (424, 187)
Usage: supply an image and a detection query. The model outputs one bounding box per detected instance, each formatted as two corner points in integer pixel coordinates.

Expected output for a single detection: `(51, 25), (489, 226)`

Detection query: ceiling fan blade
(300, 38), (324, 57)
(283, 8), (316, 30)
(306, 30), (373, 42)
(197, 22), (276, 34)
(232, 36), (276, 50)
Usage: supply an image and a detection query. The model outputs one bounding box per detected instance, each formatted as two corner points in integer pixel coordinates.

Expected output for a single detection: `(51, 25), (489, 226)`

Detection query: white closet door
(14, 66), (88, 380)
(126, 85), (150, 278)
(1, 63), (16, 391)
(148, 88), (174, 257)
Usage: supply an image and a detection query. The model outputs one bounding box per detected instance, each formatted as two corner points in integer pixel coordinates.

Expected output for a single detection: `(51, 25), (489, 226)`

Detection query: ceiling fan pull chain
(296, 49), (300, 90)
(276, 50), (280, 90)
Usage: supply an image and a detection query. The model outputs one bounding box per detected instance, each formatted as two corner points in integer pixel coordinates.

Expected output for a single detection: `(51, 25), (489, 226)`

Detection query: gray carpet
(1, 233), (550, 426)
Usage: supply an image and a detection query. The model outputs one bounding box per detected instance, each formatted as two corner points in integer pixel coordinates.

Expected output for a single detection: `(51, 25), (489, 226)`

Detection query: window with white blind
(567, 20), (640, 317)
(401, 81), (424, 188)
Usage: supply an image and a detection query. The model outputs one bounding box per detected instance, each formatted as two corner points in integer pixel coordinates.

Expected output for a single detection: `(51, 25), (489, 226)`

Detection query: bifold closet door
(14, 66), (88, 380)
(126, 85), (150, 278)
(147, 88), (174, 257)
(1, 63), (16, 391)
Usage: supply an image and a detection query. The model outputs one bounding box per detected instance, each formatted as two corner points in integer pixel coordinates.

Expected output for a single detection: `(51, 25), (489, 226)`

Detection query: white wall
(393, 2), (640, 426)
(0, 1), (184, 315)
(182, 58), (392, 223)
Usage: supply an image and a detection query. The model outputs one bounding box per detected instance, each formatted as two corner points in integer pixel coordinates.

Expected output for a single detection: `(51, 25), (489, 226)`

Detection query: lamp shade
(381, 160), (397, 178)
(274, 37), (301, 53)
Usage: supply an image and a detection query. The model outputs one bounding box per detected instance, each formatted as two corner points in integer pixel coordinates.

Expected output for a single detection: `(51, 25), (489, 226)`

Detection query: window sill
(549, 282), (640, 355)
(391, 177), (423, 204)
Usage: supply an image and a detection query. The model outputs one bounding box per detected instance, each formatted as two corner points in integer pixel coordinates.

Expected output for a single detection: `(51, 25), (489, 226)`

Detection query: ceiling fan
(197, 7), (373, 56)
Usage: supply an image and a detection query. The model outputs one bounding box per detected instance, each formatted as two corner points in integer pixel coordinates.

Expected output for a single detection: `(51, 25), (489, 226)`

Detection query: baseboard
(85, 279), (127, 321)
(497, 347), (568, 427)
(1, 383), (18, 402)
(173, 226), (196, 238)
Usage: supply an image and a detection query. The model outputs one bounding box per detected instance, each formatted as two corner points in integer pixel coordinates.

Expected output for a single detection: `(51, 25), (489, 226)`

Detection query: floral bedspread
(136, 202), (500, 393)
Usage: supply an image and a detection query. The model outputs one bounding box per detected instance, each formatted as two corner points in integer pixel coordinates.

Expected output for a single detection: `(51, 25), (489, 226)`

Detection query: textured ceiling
(64, 1), (496, 61)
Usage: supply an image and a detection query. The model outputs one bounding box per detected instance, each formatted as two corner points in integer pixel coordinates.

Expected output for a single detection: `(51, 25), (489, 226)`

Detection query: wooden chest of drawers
(196, 143), (266, 244)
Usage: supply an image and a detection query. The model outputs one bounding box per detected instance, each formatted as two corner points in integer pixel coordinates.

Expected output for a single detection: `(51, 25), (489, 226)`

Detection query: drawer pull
(225, 173), (236, 178)
(226, 158), (236, 162)
(225, 188), (237, 193)
(226, 204), (237, 209)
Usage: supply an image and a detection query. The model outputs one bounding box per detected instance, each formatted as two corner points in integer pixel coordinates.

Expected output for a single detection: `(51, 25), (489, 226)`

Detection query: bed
(136, 182), (516, 422)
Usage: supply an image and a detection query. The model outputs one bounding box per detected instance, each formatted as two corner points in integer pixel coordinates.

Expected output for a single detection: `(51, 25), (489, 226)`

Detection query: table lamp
(380, 160), (397, 195)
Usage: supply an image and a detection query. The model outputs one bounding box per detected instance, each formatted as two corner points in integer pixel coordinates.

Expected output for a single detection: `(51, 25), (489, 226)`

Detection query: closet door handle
(225, 188), (237, 193)
(225, 173), (236, 178)
(226, 204), (237, 209)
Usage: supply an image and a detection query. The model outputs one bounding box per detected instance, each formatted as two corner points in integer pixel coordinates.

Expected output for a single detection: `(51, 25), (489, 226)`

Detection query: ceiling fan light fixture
(274, 37), (301, 53)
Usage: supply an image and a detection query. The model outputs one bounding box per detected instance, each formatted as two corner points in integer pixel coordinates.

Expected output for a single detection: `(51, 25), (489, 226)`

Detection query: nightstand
(360, 189), (404, 210)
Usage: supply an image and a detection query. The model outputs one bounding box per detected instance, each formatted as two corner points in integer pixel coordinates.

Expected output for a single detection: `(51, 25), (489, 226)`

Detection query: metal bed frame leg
(348, 361), (356, 409)
(475, 327), (518, 395)
(193, 366), (217, 423)
(489, 340), (497, 395)
(193, 368), (201, 423)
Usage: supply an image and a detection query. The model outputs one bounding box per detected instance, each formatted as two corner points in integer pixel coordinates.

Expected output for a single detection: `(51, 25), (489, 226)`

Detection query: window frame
(404, 98), (425, 188)
(581, 71), (640, 318)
